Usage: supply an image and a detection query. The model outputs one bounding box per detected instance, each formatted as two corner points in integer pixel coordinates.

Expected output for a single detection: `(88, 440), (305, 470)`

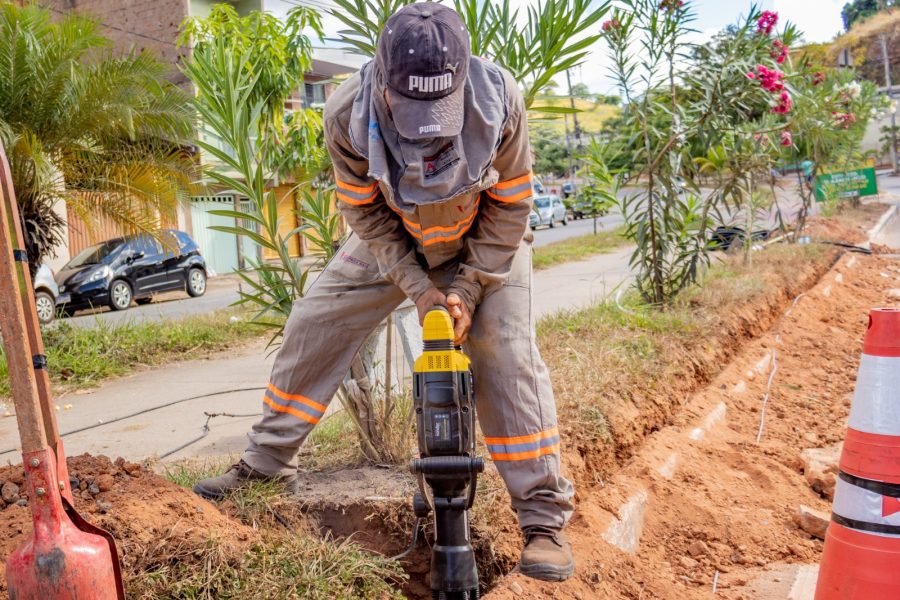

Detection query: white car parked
(529, 194), (568, 229)
(33, 263), (61, 325)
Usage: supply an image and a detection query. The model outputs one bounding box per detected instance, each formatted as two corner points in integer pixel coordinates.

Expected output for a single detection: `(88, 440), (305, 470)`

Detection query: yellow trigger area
(414, 308), (471, 373)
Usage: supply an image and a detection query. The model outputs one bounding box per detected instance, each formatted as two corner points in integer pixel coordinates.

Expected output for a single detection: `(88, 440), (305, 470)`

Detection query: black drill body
(411, 308), (483, 600)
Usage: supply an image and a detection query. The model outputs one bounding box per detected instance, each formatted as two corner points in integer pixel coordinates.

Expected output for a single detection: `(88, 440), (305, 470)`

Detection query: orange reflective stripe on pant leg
(485, 426), (561, 461)
(262, 383), (326, 425)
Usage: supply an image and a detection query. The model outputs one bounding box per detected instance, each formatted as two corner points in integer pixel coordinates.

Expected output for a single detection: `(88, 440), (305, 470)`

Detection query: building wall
(44, 0), (191, 86)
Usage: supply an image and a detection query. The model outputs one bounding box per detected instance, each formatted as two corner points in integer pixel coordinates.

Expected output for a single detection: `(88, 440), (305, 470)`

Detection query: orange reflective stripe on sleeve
(486, 172), (533, 203)
(493, 172), (533, 190)
(335, 179), (379, 206)
(485, 187), (534, 203)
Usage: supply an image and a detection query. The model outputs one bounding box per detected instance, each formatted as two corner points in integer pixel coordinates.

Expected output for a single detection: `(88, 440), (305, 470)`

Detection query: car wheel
(35, 291), (55, 325)
(108, 280), (133, 311)
(563, 214), (569, 226)
(187, 268), (207, 297)
(549, 219), (556, 228)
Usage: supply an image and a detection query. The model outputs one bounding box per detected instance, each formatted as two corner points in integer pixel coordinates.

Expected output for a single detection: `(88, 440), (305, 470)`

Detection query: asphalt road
(60, 210), (623, 328)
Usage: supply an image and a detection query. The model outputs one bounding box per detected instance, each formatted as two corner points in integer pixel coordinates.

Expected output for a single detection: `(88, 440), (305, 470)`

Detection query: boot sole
(193, 483), (227, 501)
(518, 561), (576, 582)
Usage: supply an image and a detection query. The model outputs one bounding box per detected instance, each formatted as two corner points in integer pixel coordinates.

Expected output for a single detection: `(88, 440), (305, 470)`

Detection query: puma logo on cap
(409, 73), (453, 93)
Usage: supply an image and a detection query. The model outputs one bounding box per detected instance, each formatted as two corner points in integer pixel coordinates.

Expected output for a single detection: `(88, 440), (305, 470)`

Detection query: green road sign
(814, 165), (878, 202)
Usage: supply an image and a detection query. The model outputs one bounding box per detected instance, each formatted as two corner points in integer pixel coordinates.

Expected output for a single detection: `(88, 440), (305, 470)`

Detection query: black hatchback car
(55, 230), (207, 314)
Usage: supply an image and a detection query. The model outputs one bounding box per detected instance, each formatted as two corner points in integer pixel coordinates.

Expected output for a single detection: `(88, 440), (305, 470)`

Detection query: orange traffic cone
(815, 308), (900, 599)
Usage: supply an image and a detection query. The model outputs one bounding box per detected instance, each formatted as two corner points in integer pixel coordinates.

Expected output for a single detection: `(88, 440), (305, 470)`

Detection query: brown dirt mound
(805, 202), (886, 244)
(0, 454), (252, 598)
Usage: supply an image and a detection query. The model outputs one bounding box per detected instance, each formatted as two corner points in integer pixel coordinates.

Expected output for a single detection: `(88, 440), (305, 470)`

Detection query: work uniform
(241, 55), (575, 531)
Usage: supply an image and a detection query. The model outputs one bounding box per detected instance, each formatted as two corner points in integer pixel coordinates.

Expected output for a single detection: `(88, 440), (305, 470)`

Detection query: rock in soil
(794, 505), (830, 540)
(1, 482), (19, 504)
(96, 474), (115, 493)
(800, 444), (841, 500)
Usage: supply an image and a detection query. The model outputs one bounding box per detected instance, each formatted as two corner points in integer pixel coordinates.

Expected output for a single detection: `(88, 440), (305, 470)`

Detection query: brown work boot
(518, 526), (576, 582)
(193, 460), (299, 500)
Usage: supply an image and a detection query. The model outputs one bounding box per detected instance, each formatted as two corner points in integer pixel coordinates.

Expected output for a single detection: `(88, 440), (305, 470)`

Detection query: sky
(267, 0), (847, 94)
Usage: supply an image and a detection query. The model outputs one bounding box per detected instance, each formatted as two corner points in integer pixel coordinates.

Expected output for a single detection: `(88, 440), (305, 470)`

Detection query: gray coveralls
(241, 58), (575, 531)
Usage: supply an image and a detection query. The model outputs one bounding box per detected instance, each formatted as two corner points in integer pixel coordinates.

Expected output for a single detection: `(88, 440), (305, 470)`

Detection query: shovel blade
(4, 448), (122, 600)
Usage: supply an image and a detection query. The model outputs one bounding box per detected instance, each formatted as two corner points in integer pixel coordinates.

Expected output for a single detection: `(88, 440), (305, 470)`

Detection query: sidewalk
(0, 247), (636, 464)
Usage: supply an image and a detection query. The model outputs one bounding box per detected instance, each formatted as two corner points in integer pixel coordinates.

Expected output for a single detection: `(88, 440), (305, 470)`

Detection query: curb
(867, 204), (898, 244)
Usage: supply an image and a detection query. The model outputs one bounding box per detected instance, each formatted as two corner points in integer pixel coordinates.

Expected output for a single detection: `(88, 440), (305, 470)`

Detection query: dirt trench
(485, 252), (900, 598)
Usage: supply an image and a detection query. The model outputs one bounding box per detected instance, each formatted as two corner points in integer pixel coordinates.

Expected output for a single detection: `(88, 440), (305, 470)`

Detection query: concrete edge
(867, 204), (898, 243)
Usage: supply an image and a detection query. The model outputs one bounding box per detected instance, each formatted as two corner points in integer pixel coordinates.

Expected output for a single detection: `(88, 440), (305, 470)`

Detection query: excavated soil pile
(0, 454), (252, 598)
(487, 252), (900, 598)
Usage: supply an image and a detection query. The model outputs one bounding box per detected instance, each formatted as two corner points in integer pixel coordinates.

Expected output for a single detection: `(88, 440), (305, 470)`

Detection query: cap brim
(390, 84), (465, 140)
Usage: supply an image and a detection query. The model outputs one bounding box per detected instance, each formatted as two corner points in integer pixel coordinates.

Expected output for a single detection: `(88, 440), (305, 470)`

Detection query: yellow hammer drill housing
(410, 306), (483, 600)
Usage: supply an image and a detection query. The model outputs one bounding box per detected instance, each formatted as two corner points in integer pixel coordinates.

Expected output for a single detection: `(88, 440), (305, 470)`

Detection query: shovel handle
(0, 143), (62, 448)
(0, 142), (48, 453)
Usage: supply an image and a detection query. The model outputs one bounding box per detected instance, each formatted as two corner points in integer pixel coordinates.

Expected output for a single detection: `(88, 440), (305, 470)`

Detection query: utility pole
(565, 69), (582, 187)
(880, 1), (898, 174)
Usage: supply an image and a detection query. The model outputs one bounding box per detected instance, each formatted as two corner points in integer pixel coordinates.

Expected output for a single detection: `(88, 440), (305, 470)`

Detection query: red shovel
(0, 142), (124, 598)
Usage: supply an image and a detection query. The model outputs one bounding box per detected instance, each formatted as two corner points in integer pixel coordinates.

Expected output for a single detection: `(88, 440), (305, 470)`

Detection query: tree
(841, 0), (891, 30)
(328, 0), (610, 114)
(0, 4), (195, 270)
(570, 82), (592, 99)
(531, 124), (570, 178)
(179, 4), (326, 178)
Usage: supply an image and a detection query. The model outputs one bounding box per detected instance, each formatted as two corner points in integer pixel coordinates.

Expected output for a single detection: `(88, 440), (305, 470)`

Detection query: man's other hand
(415, 287), (447, 324)
(446, 293), (472, 346)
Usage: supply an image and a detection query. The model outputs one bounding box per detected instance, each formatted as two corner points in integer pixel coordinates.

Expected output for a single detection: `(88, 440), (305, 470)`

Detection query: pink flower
(832, 111), (857, 128)
(770, 40), (789, 64)
(812, 71), (826, 86)
(746, 71), (757, 80)
(659, 0), (684, 11)
(772, 90), (792, 114)
(602, 18), (621, 32)
(780, 130), (793, 147)
(757, 10), (778, 35)
(751, 65), (785, 92)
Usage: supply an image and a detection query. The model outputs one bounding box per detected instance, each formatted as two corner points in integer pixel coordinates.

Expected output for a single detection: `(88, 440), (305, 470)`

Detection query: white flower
(842, 81), (862, 99)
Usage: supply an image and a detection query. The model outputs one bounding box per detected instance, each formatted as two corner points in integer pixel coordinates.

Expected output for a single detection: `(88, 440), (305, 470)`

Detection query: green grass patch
(0, 311), (270, 398)
(532, 226), (628, 270)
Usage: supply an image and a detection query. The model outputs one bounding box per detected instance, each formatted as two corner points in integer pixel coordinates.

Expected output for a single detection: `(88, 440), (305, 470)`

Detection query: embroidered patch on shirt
(422, 142), (460, 179)
(340, 252), (370, 269)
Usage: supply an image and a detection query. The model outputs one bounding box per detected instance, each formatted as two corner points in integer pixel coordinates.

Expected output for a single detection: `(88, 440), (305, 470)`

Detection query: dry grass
(149, 460), (406, 599)
(539, 243), (834, 479)
(528, 97), (620, 134)
(127, 531), (406, 600)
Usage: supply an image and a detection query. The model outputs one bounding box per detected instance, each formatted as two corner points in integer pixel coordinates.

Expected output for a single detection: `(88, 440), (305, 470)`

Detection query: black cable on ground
(0, 387), (265, 457)
(157, 411), (259, 460)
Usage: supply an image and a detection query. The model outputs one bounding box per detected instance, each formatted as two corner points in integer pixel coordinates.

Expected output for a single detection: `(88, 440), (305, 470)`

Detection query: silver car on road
(529, 194), (568, 229)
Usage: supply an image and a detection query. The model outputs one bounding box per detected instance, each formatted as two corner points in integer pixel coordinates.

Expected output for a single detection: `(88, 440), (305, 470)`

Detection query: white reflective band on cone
(848, 354), (900, 436)
(832, 476), (900, 538)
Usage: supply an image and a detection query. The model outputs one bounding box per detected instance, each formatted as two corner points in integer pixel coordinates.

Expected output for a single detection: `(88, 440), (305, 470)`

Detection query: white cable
(755, 348), (778, 444)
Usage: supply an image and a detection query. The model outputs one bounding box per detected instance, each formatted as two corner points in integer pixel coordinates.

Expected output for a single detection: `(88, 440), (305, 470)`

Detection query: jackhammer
(409, 306), (483, 600)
